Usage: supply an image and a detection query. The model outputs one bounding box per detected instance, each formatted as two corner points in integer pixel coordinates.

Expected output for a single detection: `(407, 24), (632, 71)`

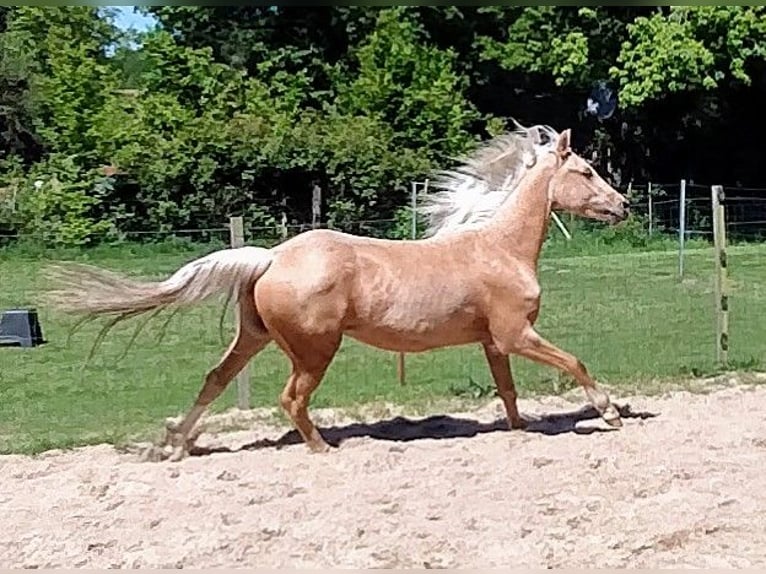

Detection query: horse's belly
(344, 305), (486, 353)
(345, 327), (480, 353)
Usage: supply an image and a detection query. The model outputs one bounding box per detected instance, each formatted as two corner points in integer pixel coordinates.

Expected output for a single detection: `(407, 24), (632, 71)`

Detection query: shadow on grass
(188, 403), (657, 458)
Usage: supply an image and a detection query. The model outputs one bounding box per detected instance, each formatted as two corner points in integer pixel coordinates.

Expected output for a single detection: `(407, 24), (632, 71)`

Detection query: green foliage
(476, 7), (637, 88)
(387, 205), (427, 240)
(611, 6), (766, 107)
(5, 7), (119, 158)
(0, 24), (40, 163)
(610, 11), (715, 107)
(593, 213), (656, 249)
(339, 7), (479, 161)
(13, 154), (114, 247)
(305, 111), (430, 219)
(2, 6), (766, 247)
(0, 156), (23, 241)
(479, 7), (589, 86)
(449, 376), (496, 400)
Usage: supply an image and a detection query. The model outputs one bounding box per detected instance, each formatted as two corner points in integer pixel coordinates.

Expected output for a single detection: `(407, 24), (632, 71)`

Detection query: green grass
(1, 237), (765, 454)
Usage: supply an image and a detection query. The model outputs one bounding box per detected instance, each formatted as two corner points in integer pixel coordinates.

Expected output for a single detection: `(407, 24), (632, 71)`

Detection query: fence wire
(625, 182), (766, 241)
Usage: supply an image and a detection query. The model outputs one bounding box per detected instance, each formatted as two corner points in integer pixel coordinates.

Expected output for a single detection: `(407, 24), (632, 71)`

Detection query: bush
(12, 154), (115, 247)
(386, 205), (428, 240)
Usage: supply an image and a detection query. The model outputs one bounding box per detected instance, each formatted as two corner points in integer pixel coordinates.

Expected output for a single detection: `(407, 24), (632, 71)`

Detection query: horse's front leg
(482, 343), (527, 430)
(494, 324), (621, 427)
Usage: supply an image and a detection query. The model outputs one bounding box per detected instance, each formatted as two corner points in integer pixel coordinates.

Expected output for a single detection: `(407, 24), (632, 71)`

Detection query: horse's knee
(492, 327), (540, 356)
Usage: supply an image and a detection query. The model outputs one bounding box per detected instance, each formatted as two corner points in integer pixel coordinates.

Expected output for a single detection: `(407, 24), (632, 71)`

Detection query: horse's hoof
(168, 444), (189, 462)
(604, 416), (622, 428)
(601, 403), (622, 428)
(510, 417), (528, 430)
(308, 442), (332, 454)
(140, 443), (172, 463)
(603, 412), (622, 428)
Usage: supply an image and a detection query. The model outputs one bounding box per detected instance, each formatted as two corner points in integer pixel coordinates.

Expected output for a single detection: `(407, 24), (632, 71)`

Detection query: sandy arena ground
(2, 379), (766, 568)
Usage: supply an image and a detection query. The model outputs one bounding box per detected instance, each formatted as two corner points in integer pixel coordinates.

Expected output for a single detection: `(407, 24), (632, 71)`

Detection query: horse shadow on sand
(188, 403), (657, 458)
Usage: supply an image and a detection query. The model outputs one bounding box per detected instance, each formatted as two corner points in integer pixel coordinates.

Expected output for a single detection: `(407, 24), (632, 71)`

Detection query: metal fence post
(679, 179), (687, 279)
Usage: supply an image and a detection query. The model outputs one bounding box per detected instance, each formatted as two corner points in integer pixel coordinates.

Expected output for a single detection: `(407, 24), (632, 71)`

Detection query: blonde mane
(418, 122), (560, 237)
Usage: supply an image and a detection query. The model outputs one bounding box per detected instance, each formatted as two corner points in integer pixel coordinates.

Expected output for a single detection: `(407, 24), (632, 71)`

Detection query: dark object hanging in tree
(0, 308), (46, 348)
(585, 80), (617, 120)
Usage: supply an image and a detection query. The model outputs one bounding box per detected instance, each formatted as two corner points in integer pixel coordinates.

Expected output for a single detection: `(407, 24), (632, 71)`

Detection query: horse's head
(547, 129), (629, 224)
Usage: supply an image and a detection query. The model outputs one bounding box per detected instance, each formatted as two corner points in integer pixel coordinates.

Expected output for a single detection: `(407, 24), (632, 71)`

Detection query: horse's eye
(583, 167), (593, 179)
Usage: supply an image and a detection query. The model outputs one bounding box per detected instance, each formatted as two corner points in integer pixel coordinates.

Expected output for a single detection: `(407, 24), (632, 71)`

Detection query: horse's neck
(485, 163), (553, 268)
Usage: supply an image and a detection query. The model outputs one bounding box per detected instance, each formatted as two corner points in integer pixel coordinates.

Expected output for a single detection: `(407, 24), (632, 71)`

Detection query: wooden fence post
(647, 182), (653, 236)
(397, 351), (406, 386)
(229, 216), (251, 409)
(711, 185), (729, 366)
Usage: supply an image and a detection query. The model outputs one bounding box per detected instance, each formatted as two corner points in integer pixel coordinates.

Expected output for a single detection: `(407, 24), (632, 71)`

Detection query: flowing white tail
(46, 246), (274, 318)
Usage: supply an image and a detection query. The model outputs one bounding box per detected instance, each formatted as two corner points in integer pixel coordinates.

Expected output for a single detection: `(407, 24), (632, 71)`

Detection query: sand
(2, 381), (766, 568)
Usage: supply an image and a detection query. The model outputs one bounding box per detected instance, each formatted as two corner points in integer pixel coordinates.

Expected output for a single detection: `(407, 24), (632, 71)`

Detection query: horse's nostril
(622, 201), (631, 211)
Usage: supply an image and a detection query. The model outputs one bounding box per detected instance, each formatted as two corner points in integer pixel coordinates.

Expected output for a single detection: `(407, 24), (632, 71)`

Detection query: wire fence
(0, 217), (403, 245)
(2, 179), (766, 245)
(625, 181), (766, 241)
(1, 181), (765, 452)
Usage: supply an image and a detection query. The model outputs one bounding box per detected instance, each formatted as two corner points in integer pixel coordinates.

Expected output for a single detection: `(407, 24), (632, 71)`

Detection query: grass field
(1, 237), (765, 454)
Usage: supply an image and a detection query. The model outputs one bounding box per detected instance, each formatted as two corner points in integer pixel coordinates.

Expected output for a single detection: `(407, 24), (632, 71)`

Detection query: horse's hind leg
(147, 302), (271, 462)
(275, 333), (341, 453)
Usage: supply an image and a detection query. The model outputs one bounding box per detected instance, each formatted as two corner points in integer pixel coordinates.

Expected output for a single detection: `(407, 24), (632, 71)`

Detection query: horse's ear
(556, 129), (572, 158)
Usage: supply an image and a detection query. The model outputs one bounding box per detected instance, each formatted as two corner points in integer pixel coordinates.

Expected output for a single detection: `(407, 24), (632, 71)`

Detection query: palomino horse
(46, 124), (630, 462)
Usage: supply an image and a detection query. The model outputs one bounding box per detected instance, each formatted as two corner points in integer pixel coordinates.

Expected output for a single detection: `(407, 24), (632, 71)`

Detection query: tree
(3, 7), (119, 159)
(607, 6), (766, 184)
(4, 6), (766, 247)
(337, 7), (479, 162)
(611, 6), (766, 108)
